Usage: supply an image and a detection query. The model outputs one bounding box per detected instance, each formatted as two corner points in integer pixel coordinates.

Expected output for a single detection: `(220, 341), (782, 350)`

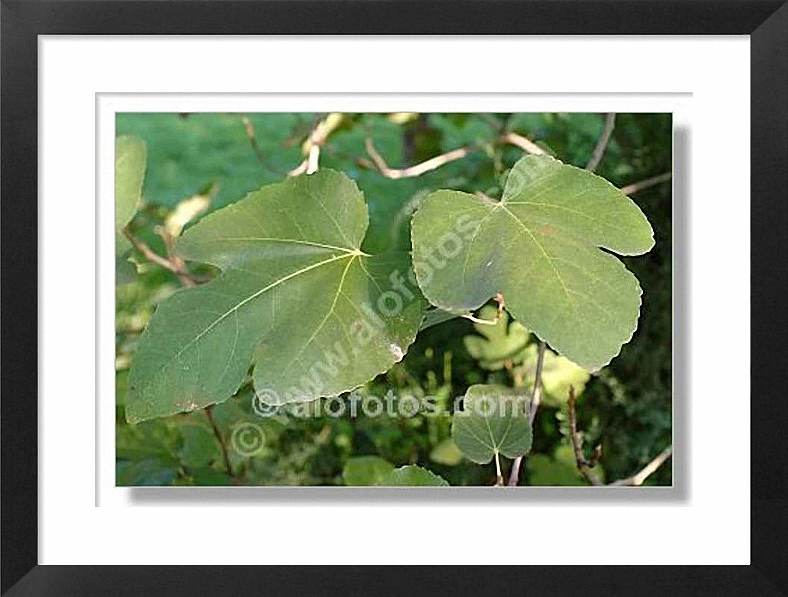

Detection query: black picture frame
(2, 1), (786, 594)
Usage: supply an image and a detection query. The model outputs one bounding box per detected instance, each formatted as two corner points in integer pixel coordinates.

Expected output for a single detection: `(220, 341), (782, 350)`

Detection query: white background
(40, 37), (749, 564)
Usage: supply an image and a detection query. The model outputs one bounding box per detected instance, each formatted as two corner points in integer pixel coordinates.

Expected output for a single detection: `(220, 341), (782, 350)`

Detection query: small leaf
(429, 438), (464, 466)
(411, 154), (654, 371)
(380, 465), (449, 486)
(177, 424), (219, 469)
(451, 384), (532, 464)
(127, 170), (424, 423)
(519, 344), (590, 407)
(115, 135), (146, 255)
(343, 456), (395, 486)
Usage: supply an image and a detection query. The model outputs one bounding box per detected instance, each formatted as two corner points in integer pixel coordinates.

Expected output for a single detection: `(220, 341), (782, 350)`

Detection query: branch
(585, 113), (616, 172)
(241, 116), (265, 164)
(620, 172), (672, 195)
(123, 228), (195, 282)
(288, 113), (343, 176)
(567, 386), (604, 486)
(609, 446), (673, 487)
(366, 138), (471, 179)
(568, 386), (672, 486)
(528, 342), (547, 426)
(507, 340), (547, 486)
(204, 405), (233, 478)
(499, 131), (546, 155)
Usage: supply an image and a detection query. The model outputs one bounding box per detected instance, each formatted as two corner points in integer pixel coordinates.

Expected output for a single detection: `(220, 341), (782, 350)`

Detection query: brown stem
(567, 386), (672, 486)
(620, 172), (672, 195)
(586, 113), (616, 172)
(567, 386), (604, 486)
(507, 340), (547, 486)
(610, 446), (673, 486)
(241, 116), (266, 164)
(366, 138), (471, 179)
(499, 131), (546, 155)
(204, 406), (233, 478)
(123, 229), (181, 275)
(124, 228), (200, 286)
(288, 113), (343, 176)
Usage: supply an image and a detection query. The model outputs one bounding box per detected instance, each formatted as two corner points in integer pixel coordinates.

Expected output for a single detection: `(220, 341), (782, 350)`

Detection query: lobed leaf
(126, 170), (424, 423)
(411, 154), (654, 371)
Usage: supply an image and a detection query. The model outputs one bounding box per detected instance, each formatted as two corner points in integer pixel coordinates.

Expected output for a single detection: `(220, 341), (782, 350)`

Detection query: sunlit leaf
(343, 456), (395, 486)
(429, 438), (463, 466)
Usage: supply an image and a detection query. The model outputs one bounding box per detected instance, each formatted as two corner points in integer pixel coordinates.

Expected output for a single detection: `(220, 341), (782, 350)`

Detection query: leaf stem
(494, 451), (504, 486)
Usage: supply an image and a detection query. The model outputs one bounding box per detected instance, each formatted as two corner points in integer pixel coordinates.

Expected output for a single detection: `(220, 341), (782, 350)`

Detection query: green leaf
(380, 465), (449, 486)
(115, 135), (146, 255)
(529, 445), (604, 486)
(116, 458), (178, 486)
(190, 467), (234, 486)
(177, 425), (219, 469)
(343, 456), (395, 486)
(429, 438), (464, 466)
(411, 154), (654, 371)
(126, 170), (424, 423)
(519, 343), (590, 407)
(420, 307), (461, 331)
(463, 305), (529, 370)
(115, 113), (309, 209)
(451, 384), (532, 464)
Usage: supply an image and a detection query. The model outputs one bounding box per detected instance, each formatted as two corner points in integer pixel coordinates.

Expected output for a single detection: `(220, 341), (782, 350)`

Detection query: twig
(528, 342), (547, 426)
(586, 113), (616, 172)
(241, 116), (265, 164)
(507, 340), (547, 486)
(568, 386), (672, 486)
(288, 113), (343, 176)
(499, 131), (546, 155)
(306, 144), (320, 175)
(462, 312), (499, 326)
(567, 386), (604, 486)
(366, 138), (471, 179)
(123, 229), (184, 276)
(609, 446), (673, 486)
(204, 405), (233, 478)
(620, 172), (672, 195)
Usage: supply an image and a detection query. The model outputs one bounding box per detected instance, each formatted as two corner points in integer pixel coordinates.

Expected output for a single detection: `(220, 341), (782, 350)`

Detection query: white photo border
(40, 36), (749, 565)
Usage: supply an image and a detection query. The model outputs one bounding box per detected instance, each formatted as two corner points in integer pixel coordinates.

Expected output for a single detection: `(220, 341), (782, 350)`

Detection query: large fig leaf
(411, 154), (654, 371)
(126, 170), (424, 423)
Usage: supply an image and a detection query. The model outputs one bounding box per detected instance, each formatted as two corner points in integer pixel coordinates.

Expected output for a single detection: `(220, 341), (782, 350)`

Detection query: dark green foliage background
(116, 112), (672, 486)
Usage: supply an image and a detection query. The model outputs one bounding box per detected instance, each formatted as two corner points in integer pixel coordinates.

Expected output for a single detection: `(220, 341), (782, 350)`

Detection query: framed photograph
(2, 1), (786, 594)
